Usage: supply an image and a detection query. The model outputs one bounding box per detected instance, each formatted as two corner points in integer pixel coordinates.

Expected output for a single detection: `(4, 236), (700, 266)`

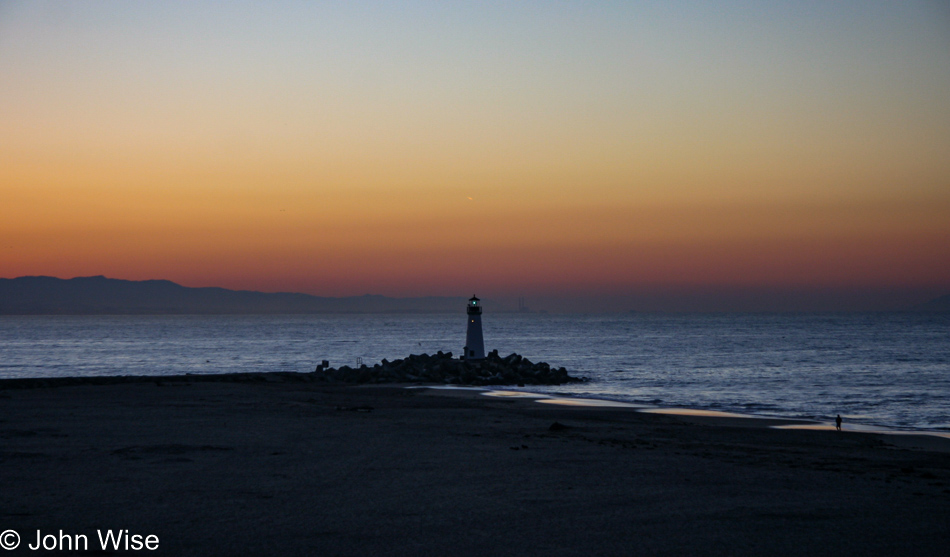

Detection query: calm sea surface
(1, 313), (948, 432)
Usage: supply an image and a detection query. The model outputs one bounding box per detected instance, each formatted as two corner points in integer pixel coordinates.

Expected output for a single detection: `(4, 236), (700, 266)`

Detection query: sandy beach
(2, 377), (949, 556)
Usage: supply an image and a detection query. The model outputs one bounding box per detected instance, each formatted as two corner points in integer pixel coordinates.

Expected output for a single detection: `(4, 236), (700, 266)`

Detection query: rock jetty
(0, 351), (583, 390)
(313, 350), (583, 386)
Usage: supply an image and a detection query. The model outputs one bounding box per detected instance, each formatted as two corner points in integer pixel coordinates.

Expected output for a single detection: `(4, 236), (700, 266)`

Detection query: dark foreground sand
(2, 378), (949, 556)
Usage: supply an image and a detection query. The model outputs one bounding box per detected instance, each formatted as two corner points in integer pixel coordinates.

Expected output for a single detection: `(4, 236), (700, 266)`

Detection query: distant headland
(1, 275), (948, 314)
(0, 276), (462, 315)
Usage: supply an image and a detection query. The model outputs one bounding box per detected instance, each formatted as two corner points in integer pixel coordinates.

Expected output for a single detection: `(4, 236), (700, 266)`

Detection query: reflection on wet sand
(482, 391), (551, 399)
(537, 398), (648, 408)
(639, 408), (756, 418)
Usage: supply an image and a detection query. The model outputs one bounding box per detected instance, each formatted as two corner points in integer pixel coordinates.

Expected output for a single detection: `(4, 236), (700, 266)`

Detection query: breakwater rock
(0, 352), (583, 390)
(313, 350), (584, 386)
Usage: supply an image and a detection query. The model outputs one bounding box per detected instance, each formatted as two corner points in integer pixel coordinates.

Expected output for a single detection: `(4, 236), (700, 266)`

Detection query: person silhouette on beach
(836, 414), (842, 431)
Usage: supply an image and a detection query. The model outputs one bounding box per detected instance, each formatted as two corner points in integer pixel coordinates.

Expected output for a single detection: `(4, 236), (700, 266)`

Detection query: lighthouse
(463, 295), (485, 360)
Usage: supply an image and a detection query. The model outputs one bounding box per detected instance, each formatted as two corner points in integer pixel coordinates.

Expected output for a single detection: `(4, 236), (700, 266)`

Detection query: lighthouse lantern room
(463, 295), (485, 360)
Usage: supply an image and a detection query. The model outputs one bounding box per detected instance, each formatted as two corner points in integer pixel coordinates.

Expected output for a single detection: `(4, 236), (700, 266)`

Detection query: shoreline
(437, 385), (950, 452)
(484, 387), (950, 445)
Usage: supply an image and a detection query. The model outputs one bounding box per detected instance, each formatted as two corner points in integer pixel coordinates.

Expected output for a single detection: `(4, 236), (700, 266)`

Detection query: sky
(1, 1), (949, 311)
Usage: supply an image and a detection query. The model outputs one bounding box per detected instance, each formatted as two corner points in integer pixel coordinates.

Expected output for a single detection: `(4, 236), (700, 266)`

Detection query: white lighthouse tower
(463, 295), (485, 360)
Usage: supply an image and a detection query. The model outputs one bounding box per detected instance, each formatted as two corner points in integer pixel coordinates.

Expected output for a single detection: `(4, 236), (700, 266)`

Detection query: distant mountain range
(0, 276), (464, 314)
(1, 276), (947, 314)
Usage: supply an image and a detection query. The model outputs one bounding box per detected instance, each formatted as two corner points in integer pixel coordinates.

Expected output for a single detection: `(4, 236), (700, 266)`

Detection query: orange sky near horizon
(1, 1), (949, 304)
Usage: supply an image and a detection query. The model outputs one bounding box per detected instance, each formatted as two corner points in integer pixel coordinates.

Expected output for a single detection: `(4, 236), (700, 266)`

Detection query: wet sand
(1, 378), (949, 556)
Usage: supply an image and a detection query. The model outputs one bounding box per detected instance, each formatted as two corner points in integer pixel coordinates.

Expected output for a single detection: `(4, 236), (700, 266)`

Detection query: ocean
(1, 312), (948, 433)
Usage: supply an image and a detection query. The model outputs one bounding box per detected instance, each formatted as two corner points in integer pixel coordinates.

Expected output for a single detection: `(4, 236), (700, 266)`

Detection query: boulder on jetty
(312, 350), (583, 386)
